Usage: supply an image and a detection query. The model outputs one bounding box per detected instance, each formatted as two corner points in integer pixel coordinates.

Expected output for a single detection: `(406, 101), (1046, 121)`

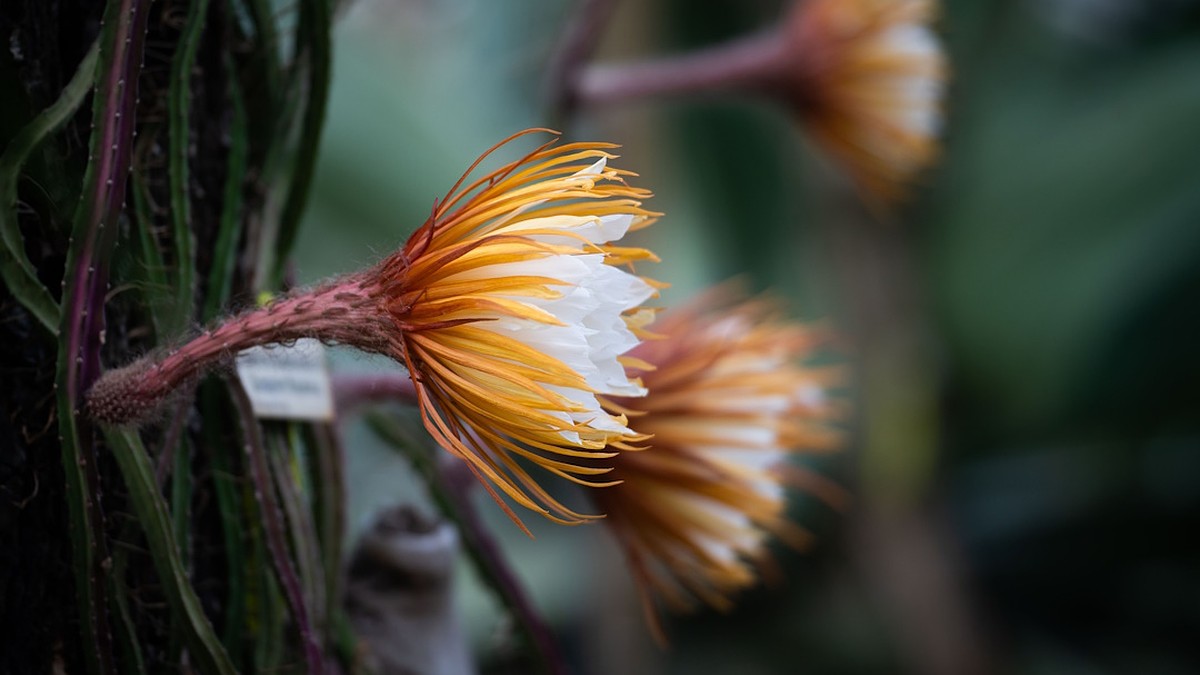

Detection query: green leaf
(204, 51), (250, 322)
(165, 0), (212, 334)
(104, 428), (238, 675)
(0, 39), (97, 334)
(270, 0), (333, 286)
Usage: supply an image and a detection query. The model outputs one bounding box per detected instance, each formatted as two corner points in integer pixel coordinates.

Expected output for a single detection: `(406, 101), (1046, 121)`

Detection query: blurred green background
(294, 0), (1200, 673)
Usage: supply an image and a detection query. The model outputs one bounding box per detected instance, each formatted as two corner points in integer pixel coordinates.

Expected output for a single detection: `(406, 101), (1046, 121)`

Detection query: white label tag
(235, 338), (335, 421)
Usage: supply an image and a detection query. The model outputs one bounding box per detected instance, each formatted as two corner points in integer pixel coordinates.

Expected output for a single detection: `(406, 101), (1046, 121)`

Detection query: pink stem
(87, 277), (392, 425)
(576, 28), (787, 108)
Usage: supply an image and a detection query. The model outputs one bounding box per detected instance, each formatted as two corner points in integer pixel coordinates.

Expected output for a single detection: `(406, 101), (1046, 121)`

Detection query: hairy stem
(87, 277), (392, 425)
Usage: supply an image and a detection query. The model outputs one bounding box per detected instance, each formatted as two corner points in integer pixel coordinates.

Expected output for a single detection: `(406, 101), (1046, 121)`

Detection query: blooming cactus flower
(88, 130), (662, 530)
(382, 131), (662, 527)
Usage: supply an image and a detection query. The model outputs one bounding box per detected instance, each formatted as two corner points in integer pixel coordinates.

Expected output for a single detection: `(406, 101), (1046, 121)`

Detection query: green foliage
(4, 0), (349, 670)
(105, 429), (237, 675)
(0, 41), (95, 335)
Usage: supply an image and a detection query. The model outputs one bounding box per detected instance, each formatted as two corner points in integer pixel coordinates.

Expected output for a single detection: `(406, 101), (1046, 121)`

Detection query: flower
(381, 130), (662, 529)
(573, 0), (945, 206)
(87, 130), (661, 531)
(785, 0), (947, 204)
(594, 290), (844, 640)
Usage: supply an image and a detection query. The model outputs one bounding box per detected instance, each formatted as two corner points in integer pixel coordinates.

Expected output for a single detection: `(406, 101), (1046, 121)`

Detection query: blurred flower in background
(572, 0), (947, 208)
(595, 289), (845, 642)
(785, 0), (946, 205)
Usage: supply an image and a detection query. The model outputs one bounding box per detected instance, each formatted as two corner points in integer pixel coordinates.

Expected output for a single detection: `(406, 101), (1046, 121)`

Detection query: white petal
(490, 213), (638, 248)
(442, 249), (652, 442)
(576, 157), (607, 176)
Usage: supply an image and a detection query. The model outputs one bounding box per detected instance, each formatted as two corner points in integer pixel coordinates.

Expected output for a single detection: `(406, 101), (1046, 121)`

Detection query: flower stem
(575, 28), (786, 108)
(87, 277), (391, 426)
